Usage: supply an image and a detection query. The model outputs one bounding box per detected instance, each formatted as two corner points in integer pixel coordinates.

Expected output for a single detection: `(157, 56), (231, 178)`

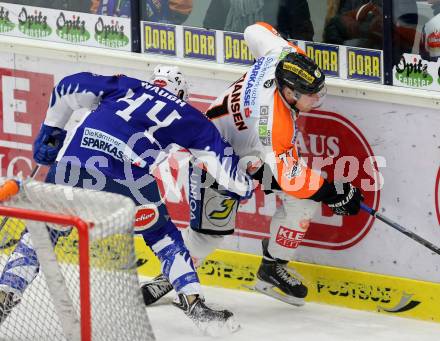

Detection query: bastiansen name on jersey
(206, 22), (324, 199)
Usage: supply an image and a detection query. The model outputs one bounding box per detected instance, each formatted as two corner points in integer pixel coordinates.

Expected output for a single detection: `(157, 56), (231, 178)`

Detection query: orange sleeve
(245, 22), (306, 58)
(275, 149), (324, 199)
(255, 22), (281, 36)
(271, 93), (324, 199)
(254, 21), (306, 55)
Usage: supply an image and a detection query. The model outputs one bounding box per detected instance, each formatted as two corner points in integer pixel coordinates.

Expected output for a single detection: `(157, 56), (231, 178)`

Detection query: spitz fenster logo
(18, 7), (52, 38)
(94, 17), (128, 48)
(0, 7), (14, 33)
(56, 12), (90, 43)
(395, 56), (432, 87)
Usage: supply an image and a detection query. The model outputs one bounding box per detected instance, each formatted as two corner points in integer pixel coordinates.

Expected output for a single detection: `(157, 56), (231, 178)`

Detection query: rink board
(135, 237), (440, 324)
(0, 37), (439, 283)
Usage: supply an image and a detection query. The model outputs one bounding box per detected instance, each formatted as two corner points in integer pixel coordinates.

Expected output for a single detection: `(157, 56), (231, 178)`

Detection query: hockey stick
(0, 165), (41, 232)
(361, 202), (440, 255)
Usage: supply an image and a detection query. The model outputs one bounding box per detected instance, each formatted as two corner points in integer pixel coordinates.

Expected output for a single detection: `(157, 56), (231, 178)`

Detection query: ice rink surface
(147, 285), (440, 341)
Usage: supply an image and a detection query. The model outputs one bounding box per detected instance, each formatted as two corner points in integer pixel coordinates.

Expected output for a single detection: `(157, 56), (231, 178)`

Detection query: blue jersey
(96, 0), (131, 17)
(44, 72), (251, 197)
(145, 0), (170, 22)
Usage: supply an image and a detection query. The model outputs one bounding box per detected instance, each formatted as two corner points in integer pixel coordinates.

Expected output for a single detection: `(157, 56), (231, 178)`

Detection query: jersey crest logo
(208, 199), (236, 220)
(264, 79), (274, 88)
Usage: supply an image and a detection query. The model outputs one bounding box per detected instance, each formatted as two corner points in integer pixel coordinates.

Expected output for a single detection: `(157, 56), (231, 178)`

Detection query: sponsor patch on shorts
(276, 226), (305, 249)
(134, 205), (159, 231)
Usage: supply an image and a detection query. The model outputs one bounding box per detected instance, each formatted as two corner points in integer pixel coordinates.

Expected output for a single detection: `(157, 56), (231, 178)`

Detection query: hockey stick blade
(361, 202), (440, 255)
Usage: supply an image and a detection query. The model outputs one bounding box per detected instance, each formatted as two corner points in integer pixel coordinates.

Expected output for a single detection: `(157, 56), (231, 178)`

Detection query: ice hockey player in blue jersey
(0, 67), (254, 335)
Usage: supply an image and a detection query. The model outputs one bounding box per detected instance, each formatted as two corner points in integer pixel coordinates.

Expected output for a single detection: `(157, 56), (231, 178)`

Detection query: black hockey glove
(250, 163), (282, 194)
(310, 181), (363, 216)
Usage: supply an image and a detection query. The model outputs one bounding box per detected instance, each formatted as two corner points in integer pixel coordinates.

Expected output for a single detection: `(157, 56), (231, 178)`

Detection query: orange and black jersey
(205, 22), (325, 199)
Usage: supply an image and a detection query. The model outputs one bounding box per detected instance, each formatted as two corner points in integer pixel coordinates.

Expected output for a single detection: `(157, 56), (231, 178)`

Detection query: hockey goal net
(0, 177), (155, 341)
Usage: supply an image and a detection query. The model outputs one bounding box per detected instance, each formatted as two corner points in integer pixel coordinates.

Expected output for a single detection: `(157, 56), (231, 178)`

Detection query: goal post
(0, 178), (155, 341)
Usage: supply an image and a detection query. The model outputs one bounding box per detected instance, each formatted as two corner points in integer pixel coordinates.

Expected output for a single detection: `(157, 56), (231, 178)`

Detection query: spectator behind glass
(323, 0), (383, 49)
(140, 0), (193, 24)
(202, 0), (313, 41)
(90, 0), (131, 17)
(203, 0), (265, 32)
(1, 0), (192, 19)
(392, 0), (418, 64)
(91, 0), (193, 20)
(420, 0), (440, 61)
(277, 0), (314, 41)
(324, 0), (417, 64)
(0, 0), (92, 13)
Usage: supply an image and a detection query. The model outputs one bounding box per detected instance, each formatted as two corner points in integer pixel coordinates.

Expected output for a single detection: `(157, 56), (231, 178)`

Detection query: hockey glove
(310, 181), (363, 216)
(250, 163), (282, 194)
(33, 124), (67, 166)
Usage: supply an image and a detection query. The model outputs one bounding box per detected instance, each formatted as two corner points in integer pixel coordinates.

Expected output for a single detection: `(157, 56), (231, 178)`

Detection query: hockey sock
(142, 220), (202, 297)
(0, 231), (39, 297)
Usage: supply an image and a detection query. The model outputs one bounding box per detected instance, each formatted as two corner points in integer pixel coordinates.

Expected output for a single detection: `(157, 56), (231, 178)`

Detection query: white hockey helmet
(151, 65), (189, 101)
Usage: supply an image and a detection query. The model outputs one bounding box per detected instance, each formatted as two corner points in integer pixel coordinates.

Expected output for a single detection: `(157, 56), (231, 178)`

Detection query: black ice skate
(254, 238), (307, 306)
(141, 274), (173, 305)
(173, 293), (240, 336)
(0, 290), (20, 324)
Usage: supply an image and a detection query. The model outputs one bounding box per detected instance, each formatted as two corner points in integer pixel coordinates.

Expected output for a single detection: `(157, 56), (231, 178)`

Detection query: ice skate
(141, 274), (173, 305)
(254, 238), (307, 306)
(173, 293), (240, 336)
(0, 290), (20, 324)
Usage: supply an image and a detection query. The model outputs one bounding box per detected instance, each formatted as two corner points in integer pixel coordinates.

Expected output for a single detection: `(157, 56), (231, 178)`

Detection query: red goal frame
(0, 206), (91, 341)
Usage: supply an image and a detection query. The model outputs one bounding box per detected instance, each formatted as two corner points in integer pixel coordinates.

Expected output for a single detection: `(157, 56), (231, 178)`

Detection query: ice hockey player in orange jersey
(142, 22), (364, 307)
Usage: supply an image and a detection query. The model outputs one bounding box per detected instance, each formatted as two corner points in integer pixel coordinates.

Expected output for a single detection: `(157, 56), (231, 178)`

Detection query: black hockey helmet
(275, 52), (325, 95)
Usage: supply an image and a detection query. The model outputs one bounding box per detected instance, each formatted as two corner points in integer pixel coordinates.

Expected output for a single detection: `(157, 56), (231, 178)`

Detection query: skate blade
(252, 280), (305, 307)
(195, 315), (241, 337)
